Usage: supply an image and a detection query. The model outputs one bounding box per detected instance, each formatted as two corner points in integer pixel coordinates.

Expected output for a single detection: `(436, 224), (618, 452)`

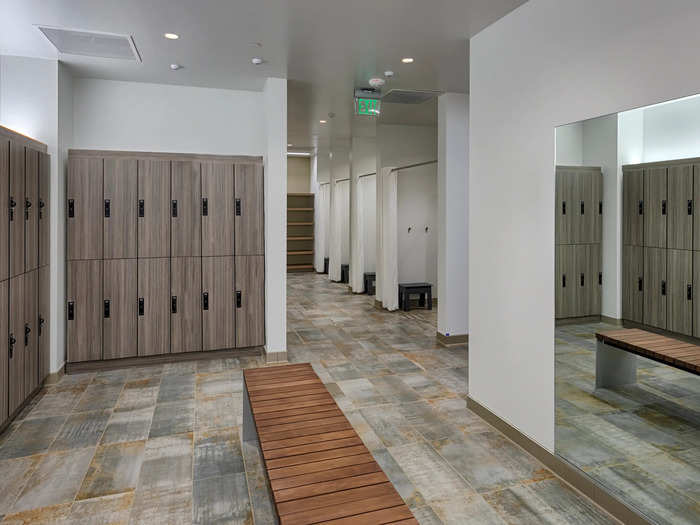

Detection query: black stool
(398, 283), (432, 311)
(363, 272), (376, 295)
(340, 264), (349, 283)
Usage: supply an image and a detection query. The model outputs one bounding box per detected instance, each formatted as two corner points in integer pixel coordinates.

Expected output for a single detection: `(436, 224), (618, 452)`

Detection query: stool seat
(398, 283), (432, 311)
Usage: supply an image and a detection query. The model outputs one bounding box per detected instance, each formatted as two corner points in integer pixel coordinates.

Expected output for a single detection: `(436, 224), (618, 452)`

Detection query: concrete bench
(398, 283), (432, 312)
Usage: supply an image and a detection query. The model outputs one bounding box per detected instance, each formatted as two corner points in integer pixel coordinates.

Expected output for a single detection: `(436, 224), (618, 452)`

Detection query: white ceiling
(0, 0), (527, 149)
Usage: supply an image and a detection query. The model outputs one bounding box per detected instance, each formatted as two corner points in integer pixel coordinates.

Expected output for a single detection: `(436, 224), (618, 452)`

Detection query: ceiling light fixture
(384, 70), (394, 78)
(170, 63), (182, 71)
(164, 33), (179, 40)
(251, 57), (264, 65)
(401, 57), (414, 64)
(287, 143), (293, 147)
(319, 120), (327, 124)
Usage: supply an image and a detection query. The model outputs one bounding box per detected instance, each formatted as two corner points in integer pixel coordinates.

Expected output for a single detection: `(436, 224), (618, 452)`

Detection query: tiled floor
(0, 273), (615, 524)
(555, 322), (700, 525)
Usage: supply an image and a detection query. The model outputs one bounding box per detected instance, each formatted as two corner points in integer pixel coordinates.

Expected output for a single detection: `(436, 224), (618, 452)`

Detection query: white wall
(470, 0), (700, 451)
(555, 122), (583, 165)
(360, 176), (377, 273)
(350, 135), (377, 289)
(287, 156), (310, 193)
(642, 94), (700, 162)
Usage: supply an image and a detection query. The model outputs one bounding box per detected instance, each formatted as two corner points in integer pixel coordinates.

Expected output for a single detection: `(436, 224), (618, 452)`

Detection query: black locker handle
(39, 199), (45, 219)
(104, 199), (111, 218)
(580, 273), (584, 287)
(235, 198), (241, 216)
(24, 199), (31, 221)
(172, 200), (178, 218)
(580, 201), (584, 215)
(661, 280), (667, 296)
(638, 277), (643, 292)
(39, 317), (45, 336)
(8, 334), (15, 359)
(638, 200), (643, 215)
(599, 201), (603, 215)
(202, 292), (209, 310)
(562, 201), (566, 215)
(9, 197), (16, 221)
(24, 324), (30, 346)
(202, 198), (209, 216)
(68, 199), (74, 218)
(138, 199), (145, 218)
(171, 296), (178, 314)
(562, 274), (566, 288)
(662, 200), (667, 215)
(67, 301), (75, 320)
(104, 300), (111, 319)
(236, 291), (242, 308)
(599, 272), (602, 285)
(689, 200), (693, 216)
(138, 297), (145, 316)
(688, 284), (693, 301)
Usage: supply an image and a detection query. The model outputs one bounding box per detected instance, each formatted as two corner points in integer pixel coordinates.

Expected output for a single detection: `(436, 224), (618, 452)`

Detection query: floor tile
(137, 433), (193, 491)
(100, 407), (155, 445)
(194, 427), (244, 480)
(49, 410), (111, 452)
(0, 416), (66, 460)
(193, 473), (251, 525)
(77, 441), (146, 500)
(149, 400), (195, 438)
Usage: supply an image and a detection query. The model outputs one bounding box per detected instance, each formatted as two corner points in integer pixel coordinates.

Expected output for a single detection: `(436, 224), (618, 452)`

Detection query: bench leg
(419, 293), (425, 307)
(242, 382), (258, 443)
(596, 340), (637, 389)
(427, 290), (432, 310)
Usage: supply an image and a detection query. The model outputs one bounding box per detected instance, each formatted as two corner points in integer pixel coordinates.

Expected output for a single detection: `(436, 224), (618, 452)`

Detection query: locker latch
(661, 280), (667, 296)
(24, 199), (31, 221)
(202, 292), (209, 310)
(39, 317), (45, 336)
(104, 300), (111, 319)
(689, 200), (693, 216)
(138, 298), (145, 316)
(39, 199), (45, 219)
(68, 199), (75, 218)
(662, 200), (667, 215)
(104, 199), (111, 218)
(598, 272), (602, 285)
(24, 324), (30, 346)
(172, 200), (178, 218)
(638, 200), (643, 215)
(9, 197), (16, 221)
(580, 201), (584, 215)
(8, 334), (15, 358)
(171, 296), (178, 314)
(235, 198), (241, 216)
(599, 201), (603, 215)
(638, 278), (643, 292)
(688, 284), (693, 301)
(236, 291), (242, 308)
(67, 301), (75, 320)
(580, 273), (584, 287)
(562, 202), (566, 215)
(202, 198), (209, 216)
(562, 275), (566, 288)
(138, 199), (145, 218)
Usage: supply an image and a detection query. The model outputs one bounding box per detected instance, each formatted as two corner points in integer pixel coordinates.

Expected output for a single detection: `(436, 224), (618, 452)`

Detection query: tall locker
(644, 167), (668, 248)
(592, 170), (603, 244)
(23, 270), (38, 397)
(138, 258), (170, 356)
(103, 259), (137, 360)
(67, 157), (103, 260)
(693, 164), (700, 250)
(667, 164), (693, 250)
(235, 256), (264, 347)
(38, 152), (50, 267)
(202, 256), (235, 350)
(555, 245), (576, 319)
(574, 171), (600, 244)
(583, 244), (601, 316)
(172, 161), (201, 257)
(622, 246), (644, 323)
(623, 168), (644, 246)
(8, 274), (24, 415)
(67, 260), (103, 362)
(171, 257), (202, 353)
(0, 280), (7, 427)
(9, 141), (25, 276)
(667, 249), (692, 336)
(555, 169), (574, 245)
(104, 158), (138, 259)
(138, 160), (171, 258)
(235, 164), (265, 255)
(38, 266), (49, 384)
(201, 162), (234, 256)
(693, 252), (700, 337)
(643, 247), (667, 329)
(0, 140), (9, 282)
(25, 149), (39, 272)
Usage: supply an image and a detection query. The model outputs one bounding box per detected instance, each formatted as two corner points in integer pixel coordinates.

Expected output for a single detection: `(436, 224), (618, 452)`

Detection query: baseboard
(265, 350), (288, 364)
(467, 396), (650, 525)
(555, 315), (601, 326)
(601, 315), (623, 326)
(436, 332), (468, 347)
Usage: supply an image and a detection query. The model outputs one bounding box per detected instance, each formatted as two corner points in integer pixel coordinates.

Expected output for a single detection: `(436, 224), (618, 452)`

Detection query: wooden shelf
(288, 193), (314, 196)
(288, 264), (315, 271)
(287, 207), (314, 211)
(288, 250), (314, 255)
(288, 236), (313, 240)
(289, 222), (314, 226)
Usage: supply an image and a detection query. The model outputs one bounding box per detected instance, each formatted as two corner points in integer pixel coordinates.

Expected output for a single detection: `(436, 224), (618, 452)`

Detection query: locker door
(0, 280), (8, 427)
(622, 246), (644, 323)
(667, 249), (692, 336)
(592, 170), (603, 244)
(644, 167), (667, 248)
(555, 245), (575, 319)
(104, 259), (137, 360)
(138, 160), (171, 258)
(623, 168), (644, 246)
(694, 252), (700, 337)
(202, 256), (235, 350)
(104, 158), (138, 259)
(555, 169), (573, 245)
(0, 140), (9, 281)
(171, 161), (201, 257)
(643, 247), (667, 329)
(586, 244), (602, 316)
(138, 258), (170, 356)
(24, 270), (38, 397)
(201, 162), (234, 256)
(171, 257), (202, 353)
(9, 274), (24, 415)
(693, 164), (700, 250)
(25, 149), (39, 271)
(668, 164), (693, 250)
(9, 141), (25, 276)
(38, 152), (50, 267)
(235, 256), (264, 347)
(574, 171), (593, 244)
(38, 266), (49, 384)
(573, 245), (590, 317)
(67, 157), (103, 260)
(67, 260), (103, 363)
(235, 164), (264, 255)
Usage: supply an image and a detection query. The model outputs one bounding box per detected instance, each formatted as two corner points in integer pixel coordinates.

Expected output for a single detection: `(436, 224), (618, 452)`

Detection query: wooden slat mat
(243, 363), (417, 525)
(596, 328), (700, 374)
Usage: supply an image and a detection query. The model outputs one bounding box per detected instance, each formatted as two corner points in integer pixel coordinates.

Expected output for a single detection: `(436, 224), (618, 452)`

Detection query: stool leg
(404, 292), (410, 311)
(419, 292), (425, 307)
(428, 289), (432, 310)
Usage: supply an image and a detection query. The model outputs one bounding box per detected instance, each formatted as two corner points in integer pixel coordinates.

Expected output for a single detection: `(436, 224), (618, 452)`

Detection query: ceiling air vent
(381, 89), (442, 104)
(36, 26), (141, 61)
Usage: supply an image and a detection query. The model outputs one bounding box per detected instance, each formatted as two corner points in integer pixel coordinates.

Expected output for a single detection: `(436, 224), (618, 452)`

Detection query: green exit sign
(356, 97), (381, 116)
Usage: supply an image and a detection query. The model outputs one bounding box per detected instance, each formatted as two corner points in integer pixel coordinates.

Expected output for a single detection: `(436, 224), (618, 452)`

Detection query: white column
(350, 135), (376, 292)
(437, 93), (469, 343)
(263, 77), (287, 360)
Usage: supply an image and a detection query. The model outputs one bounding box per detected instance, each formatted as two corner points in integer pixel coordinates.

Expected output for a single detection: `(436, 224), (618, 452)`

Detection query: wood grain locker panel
(667, 249), (692, 336)
(586, 244), (601, 316)
(202, 256), (235, 350)
(67, 260), (103, 363)
(38, 266), (49, 384)
(235, 256), (264, 347)
(0, 280), (7, 426)
(171, 161), (201, 257)
(555, 245), (576, 319)
(23, 270), (38, 397)
(555, 169), (573, 245)
(104, 158), (138, 259)
(67, 157), (103, 260)
(38, 152), (50, 267)
(138, 160), (171, 258)
(201, 162), (234, 256)
(622, 246), (643, 323)
(574, 172), (593, 244)
(9, 274), (24, 414)
(592, 170), (603, 244)
(138, 258), (170, 356)
(25, 149), (39, 271)
(694, 165), (700, 250)
(0, 141), (9, 281)
(171, 257), (202, 353)
(235, 164), (264, 255)
(644, 167), (667, 248)
(643, 247), (666, 329)
(104, 259), (137, 360)
(573, 245), (590, 317)
(693, 252), (700, 338)
(667, 164), (693, 250)
(9, 141), (25, 276)
(623, 168), (644, 246)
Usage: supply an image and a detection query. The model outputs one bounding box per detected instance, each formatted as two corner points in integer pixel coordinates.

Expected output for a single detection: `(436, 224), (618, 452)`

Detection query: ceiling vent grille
(381, 89), (442, 104)
(36, 26), (141, 61)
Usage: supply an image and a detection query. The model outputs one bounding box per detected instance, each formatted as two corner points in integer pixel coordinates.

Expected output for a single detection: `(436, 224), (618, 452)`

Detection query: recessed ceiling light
(251, 57), (264, 65)
(401, 57), (414, 64)
(287, 143), (293, 147)
(319, 120), (327, 124)
(170, 63), (182, 71)
(164, 33), (179, 40)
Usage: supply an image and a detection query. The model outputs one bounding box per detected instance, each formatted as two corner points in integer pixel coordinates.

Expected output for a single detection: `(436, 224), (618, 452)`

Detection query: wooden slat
(264, 436), (363, 460)
(259, 421), (354, 443)
(258, 408), (344, 429)
(256, 404), (345, 422)
(279, 493), (405, 525)
(253, 398), (337, 416)
(266, 445), (368, 469)
(277, 482), (396, 516)
(274, 472), (389, 503)
(270, 463), (383, 492)
(319, 507), (416, 525)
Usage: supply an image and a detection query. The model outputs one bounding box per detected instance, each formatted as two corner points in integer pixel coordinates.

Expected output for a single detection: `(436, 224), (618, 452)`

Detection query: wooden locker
(0, 280), (7, 427)
(592, 170), (603, 244)
(171, 257), (202, 353)
(623, 168), (644, 246)
(235, 164), (265, 255)
(0, 140), (9, 281)
(103, 259), (137, 360)
(555, 169), (573, 245)
(555, 245), (576, 319)
(644, 167), (667, 248)
(8, 274), (24, 415)
(201, 162), (234, 256)
(235, 256), (264, 347)
(202, 256), (235, 350)
(67, 260), (103, 363)
(667, 249), (692, 336)
(104, 158), (138, 259)
(585, 244), (601, 316)
(667, 164), (693, 250)
(38, 152), (50, 267)
(138, 160), (171, 258)
(574, 171), (593, 244)
(622, 245), (643, 323)
(694, 252), (700, 337)
(171, 161), (201, 257)
(138, 258), (170, 356)
(67, 157), (103, 260)
(693, 164), (700, 250)
(643, 247), (667, 329)
(9, 141), (25, 276)
(25, 149), (39, 271)
(38, 266), (49, 384)
(24, 270), (38, 397)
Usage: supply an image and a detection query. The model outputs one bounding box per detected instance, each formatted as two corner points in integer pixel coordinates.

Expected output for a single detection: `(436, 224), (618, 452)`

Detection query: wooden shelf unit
(287, 193), (314, 272)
